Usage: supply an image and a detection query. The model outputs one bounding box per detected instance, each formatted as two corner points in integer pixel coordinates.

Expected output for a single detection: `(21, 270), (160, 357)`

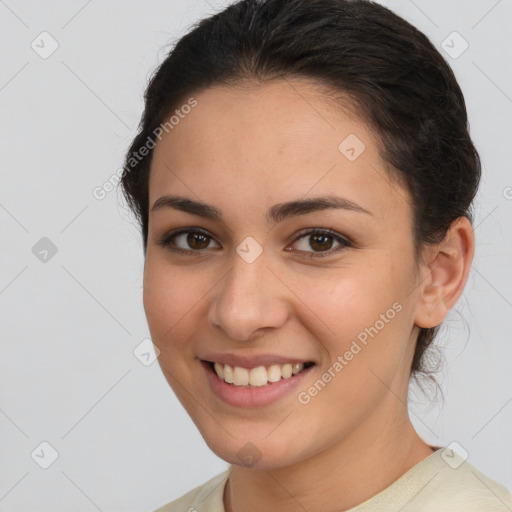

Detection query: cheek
(142, 259), (203, 359)
(305, 259), (413, 367)
(295, 270), (413, 426)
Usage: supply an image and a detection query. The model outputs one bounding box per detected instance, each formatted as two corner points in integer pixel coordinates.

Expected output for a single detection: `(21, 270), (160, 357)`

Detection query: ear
(414, 217), (475, 329)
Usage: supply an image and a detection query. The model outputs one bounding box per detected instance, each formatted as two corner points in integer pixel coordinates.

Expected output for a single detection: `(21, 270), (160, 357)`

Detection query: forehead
(149, 79), (410, 223)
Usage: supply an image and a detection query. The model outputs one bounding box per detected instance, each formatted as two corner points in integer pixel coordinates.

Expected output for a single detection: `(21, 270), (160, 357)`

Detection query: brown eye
(185, 232), (210, 250)
(309, 233), (334, 251)
(156, 228), (220, 254)
(290, 229), (351, 258)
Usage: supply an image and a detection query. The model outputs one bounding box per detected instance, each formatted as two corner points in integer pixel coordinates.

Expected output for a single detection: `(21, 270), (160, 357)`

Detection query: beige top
(154, 448), (512, 511)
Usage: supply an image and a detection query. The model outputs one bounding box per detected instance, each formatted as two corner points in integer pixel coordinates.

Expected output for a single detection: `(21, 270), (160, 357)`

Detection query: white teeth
(281, 363), (293, 379)
(249, 366), (268, 387)
(214, 362), (224, 380)
(223, 364), (234, 384)
(233, 367), (249, 386)
(292, 363), (303, 375)
(212, 361), (307, 386)
(267, 364), (282, 382)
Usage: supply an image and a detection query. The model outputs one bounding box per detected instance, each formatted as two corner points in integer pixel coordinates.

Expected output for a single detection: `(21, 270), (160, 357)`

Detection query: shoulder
(423, 450), (512, 511)
(352, 448), (512, 511)
(153, 469), (230, 512)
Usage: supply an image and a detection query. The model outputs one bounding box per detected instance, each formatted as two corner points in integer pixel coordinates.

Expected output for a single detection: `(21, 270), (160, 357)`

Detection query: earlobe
(414, 217), (475, 329)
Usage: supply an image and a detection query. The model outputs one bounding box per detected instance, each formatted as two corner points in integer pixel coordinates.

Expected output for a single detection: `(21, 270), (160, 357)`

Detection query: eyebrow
(150, 194), (373, 224)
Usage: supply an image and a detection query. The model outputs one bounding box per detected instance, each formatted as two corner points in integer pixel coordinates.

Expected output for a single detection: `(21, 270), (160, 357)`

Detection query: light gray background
(1, 0), (511, 510)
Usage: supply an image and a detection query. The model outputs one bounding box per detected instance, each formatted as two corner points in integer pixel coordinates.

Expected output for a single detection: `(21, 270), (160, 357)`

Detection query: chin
(202, 431), (303, 471)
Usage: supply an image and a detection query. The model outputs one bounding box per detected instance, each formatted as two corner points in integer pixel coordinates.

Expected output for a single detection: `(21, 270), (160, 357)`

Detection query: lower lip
(201, 361), (315, 408)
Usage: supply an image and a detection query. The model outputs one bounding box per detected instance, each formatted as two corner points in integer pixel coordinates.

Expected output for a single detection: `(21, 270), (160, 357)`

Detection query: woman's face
(144, 79), (428, 469)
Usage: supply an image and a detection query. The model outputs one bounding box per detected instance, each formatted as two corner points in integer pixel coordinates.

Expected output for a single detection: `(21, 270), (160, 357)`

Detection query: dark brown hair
(119, 0), (481, 380)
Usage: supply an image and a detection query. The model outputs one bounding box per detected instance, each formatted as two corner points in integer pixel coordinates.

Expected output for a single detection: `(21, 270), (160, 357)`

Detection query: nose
(208, 250), (290, 342)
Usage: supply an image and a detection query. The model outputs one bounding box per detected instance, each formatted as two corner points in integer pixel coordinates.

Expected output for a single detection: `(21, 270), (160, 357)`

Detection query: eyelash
(155, 227), (352, 259)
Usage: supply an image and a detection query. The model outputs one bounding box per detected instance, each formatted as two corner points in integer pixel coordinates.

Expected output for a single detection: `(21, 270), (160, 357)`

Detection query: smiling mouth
(202, 360), (315, 387)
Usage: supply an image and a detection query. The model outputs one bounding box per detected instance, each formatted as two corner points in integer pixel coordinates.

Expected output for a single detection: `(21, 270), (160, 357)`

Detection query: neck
(224, 401), (434, 512)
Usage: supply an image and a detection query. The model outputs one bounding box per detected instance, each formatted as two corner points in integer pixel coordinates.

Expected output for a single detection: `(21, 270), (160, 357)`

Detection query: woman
(120, 0), (512, 510)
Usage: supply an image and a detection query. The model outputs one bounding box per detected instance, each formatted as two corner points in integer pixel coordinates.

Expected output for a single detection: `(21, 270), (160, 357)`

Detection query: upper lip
(200, 353), (314, 369)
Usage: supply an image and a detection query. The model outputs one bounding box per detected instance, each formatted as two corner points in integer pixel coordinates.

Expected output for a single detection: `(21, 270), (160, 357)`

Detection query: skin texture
(143, 79), (475, 511)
